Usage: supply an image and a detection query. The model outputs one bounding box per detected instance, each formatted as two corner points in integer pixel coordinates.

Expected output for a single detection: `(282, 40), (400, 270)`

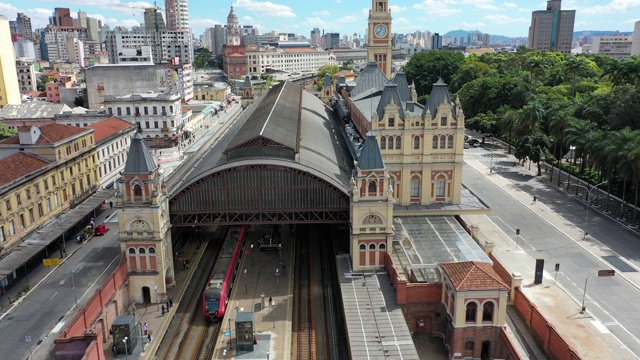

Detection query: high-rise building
(431, 33), (442, 49)
(528, 0), (575, 54)
(0, 16), (21, 107)
(16, 13), (33, 40)
(51, 8), (74, 27)
(165, 0), (189, 31)
(310, 28), (321, 47)
(325, 32), (340, 49)
(144, 8), (167, 32)
(632, 20), (640, 56)
(14, 38), (36, 60)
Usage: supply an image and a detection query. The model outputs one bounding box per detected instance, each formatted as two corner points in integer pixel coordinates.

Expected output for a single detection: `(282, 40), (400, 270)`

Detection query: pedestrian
(166, 301), (170, 311)
(533, 196), (537, 204)
(144, 322), (149, 335)
(161, 304), (165, 315)
(269, 296), (272, 306)
(147, 333), (152, 343)
(109, 201), (113, 209)
(282, 264), (287, 275)
(186, 261), (189, 270)
(112, 345), (117, 356)
(159, 151), (162, 156)
(182, 260), (186, 269)
(169, 297), (173, 308)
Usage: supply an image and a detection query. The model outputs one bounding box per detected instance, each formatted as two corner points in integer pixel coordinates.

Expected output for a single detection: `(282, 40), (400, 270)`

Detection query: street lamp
(489, 136), (494, 174)
(244, 269), (248, 294)
(154, 285), (159, 311)
(275, 269), (280, 293)
(586, 181), (608, 223)
(123, 336), (129, 359)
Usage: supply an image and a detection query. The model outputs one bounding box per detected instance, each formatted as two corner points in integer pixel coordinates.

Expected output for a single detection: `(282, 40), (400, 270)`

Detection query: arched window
(466, 302), (477, 322)
(368, 180), (377, 194)
(482, 302), (494, 322)
(465, 341), (474, 351)
(448, 135), (454, 148)
(388, 136), (394, 148)
(133, 184), (142, 197)
(414, 135), (420, 149)
(388, 117), (395, 127)
(379, 243), (386, 250)
(381, 136), (386, 149)
(440, 135), (446, 148)
(395, 136), (401, 149)
(432, 135), (438, 149)
(149, 247), (156, 254)
(139, 248), (146, 254)
(359, 244), (366, 250)
(128, 248), (135, 254)
(369, 243), (376, 250)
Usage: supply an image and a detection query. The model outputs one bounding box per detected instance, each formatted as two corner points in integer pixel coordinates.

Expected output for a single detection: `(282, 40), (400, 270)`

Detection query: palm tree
(583, 130), (608, 205)
(497, 106), (517, 154)
(609, 129), (639, 217)
(515, 100), (544, 140)
(546, 102), (573, 186)
(564, 119), (596, 194)
(564, 56), (597, 96)
(524, 55), (549, 81)
(628, 140), (640, 222)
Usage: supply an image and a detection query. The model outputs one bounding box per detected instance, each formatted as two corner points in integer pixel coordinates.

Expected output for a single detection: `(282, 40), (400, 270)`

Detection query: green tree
(403, 51), (465, 96)
(36, 76), (48, 92)
(316, 65), (340, 81)
(564, 56), (599, 96)
(458, 76), (522, 119)
(0, 123), (17, 140)
(449, 61), (492, 93)
(74, 96), (84, 107)
(514, 133), (550, 175)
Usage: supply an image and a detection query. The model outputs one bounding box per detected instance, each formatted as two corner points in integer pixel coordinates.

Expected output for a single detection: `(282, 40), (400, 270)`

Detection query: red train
(202, 226), (246, 321)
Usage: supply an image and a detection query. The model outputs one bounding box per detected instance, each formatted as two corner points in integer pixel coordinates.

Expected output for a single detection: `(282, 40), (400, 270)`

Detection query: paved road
(0, 212), (121, 360)
(464, 143), (640, 356)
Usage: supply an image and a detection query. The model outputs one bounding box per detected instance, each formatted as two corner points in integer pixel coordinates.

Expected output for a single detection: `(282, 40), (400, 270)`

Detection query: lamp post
(63, 262), (78, 309)
(489, 136), (494, 174)
(586, 181), (608, 223)
(123, 336), (129, 359)
(244, 269), (248, 294)
(236, 304), (240, 315)
(154, 285), (159, 311)
(275, 269), (280, 293)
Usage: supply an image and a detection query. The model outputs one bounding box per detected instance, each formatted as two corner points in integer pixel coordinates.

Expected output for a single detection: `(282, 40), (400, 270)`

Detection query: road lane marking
(49, 292), (58, 301)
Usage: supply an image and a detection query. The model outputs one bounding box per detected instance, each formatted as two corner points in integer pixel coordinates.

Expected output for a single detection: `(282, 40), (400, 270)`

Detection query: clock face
(374, 24), (387, 38)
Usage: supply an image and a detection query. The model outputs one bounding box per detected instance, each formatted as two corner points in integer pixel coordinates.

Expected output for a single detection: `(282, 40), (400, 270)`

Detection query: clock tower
(117, 133), (175, 305)
(367, 0), (393, 78)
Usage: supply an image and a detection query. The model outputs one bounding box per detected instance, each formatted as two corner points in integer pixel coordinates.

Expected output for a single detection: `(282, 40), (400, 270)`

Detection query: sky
(1, 0), (639, 39)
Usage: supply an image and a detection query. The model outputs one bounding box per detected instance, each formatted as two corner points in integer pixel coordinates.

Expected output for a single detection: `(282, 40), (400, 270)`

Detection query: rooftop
(0, 103), (72, 120)
(87, 117), (135, 143)
(0, 152), (50, 186)
(0, 123), (91, 145)
(441, 261), (509, 291)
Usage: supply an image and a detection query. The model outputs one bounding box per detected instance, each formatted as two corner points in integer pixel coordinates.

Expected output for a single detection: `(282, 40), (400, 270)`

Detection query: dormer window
(440, 116), (447, 126)
(388, 117), (394, 127)
(133, 184), (143, 198)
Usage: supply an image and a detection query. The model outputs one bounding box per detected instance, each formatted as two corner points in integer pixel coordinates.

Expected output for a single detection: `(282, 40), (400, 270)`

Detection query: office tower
(0, 16), (21, 107)
(16, 13), (33, 40)
(325, 32), (340, 49)
(51, 8), (73, 27)
(310, 28), (321, 47)
(75, 11), (88, 28)
(528, 0), (575, 54)
(632, 20), (640, 56)
(165, 0), (190, 31)
(431, 33), (442, 49)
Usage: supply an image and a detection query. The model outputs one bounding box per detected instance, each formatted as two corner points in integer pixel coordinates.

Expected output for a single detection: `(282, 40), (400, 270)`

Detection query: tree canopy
(403, 51), (465, 96)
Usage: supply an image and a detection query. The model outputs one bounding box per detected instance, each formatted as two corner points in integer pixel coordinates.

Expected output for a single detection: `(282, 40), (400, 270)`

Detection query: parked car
(468, 138), (480, 146)
(94, 224), (110, 236)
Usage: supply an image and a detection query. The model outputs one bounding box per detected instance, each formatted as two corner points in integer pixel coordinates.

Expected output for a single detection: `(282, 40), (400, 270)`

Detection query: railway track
(293, 224), (343, 360)
(156, 234), (221, 360)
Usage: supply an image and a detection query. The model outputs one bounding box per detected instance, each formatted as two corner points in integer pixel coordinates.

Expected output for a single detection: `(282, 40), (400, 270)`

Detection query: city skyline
(0, 0), (639, 40)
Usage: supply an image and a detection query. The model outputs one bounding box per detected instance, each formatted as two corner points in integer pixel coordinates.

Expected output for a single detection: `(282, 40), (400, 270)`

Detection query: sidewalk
(463, 155), (638, 359)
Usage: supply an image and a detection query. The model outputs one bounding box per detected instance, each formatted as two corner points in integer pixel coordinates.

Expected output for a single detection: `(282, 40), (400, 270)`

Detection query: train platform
(214, 225), (295, 359)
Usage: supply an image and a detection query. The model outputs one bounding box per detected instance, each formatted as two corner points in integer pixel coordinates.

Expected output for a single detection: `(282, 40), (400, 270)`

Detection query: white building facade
(246, 46), (331, 75)
(592, 35), (634, 58)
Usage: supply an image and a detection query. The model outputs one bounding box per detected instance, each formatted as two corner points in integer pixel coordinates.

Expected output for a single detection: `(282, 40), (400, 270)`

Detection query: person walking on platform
(161, 304), (165, 315)
(282, 264), (287, 275)
(269, 296), (273, 306)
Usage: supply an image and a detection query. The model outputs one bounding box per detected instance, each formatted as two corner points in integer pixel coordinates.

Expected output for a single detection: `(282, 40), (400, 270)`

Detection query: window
(16, 193), (21, 205)
(381, 137), (386, 149)
(134, 184), (143, 198)
(440, 116), (447, 126)
(144, 106), (148, 115)
(19, 213), (25, 228)
(129, 248), (135, 254)
(368, 180), (377, 194)
(52, 175), (56, 186)
(414, 135), (420, 149)
(9, 221), (15, 235)
(54, 194), (59, 207)
(0, 227), (4, 243)
(440, 135), (446, 148)
(369, 243), (376, 250)
(448, 135), (453, 148)
(379, 243), (386, 250)
(28, 208), (34, 223)
(139, 248), (146, 254)
(359, 244), (366, 250)
(388, 117), (394, 127)
(5, 200), (11, 211)
(38, 203), (43, 217)
(482, 302), (494, 322)
(44, 179), (49, 191)
(432, 135), (438, 149)
(465, 341), (474, 351)
(149, 247), (156, 254)
(436, 176), (446, 197)
(395, 136), (401, 149)
(46, 198), (52, 212)
(410, 177), (420, 197)
(465, 302), (477, 322)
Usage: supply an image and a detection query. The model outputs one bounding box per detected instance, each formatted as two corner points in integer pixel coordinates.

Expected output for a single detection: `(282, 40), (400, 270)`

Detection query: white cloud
(312, 10), (330, 16)
(581, 0), (640, 15)
(483, 14), (528, 24)
(394, 17), (411, 25)
(389, 5), (407, 13)
(460, 21), (486, 29)
(242, 16), (255, 23)
(503, 2), (517, 7)
(413, 0), (462, 17)
(337, 15), (359, 23)
(190, 19), (221, 28)
(622, 18), (640, 24)
(444, 0), (499, 11)
(234, 0), (296, 18)
(0, 2), (18, 15)
(302, 17), (328, 29)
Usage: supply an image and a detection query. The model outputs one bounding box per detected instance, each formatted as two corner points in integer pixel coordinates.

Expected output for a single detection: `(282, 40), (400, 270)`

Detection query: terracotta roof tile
(0, 123), (91, 145)
(181, 107), (191, 114)
(0, 152), (51, 186)
(441, 261), (509, 291)
(87, 117), (135, 143)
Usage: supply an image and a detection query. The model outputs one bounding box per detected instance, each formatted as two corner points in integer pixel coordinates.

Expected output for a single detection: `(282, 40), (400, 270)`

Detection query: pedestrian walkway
(463, 155), (638, 359)
(214, 225), (295, 359)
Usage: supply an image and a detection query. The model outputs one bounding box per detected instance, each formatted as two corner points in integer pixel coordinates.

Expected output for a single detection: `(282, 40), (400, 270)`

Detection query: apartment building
(528, 0), (575, 54)
(0, 16), (21, 108)
(87, 117), (136, 189)
(245, 45), (331, 75)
